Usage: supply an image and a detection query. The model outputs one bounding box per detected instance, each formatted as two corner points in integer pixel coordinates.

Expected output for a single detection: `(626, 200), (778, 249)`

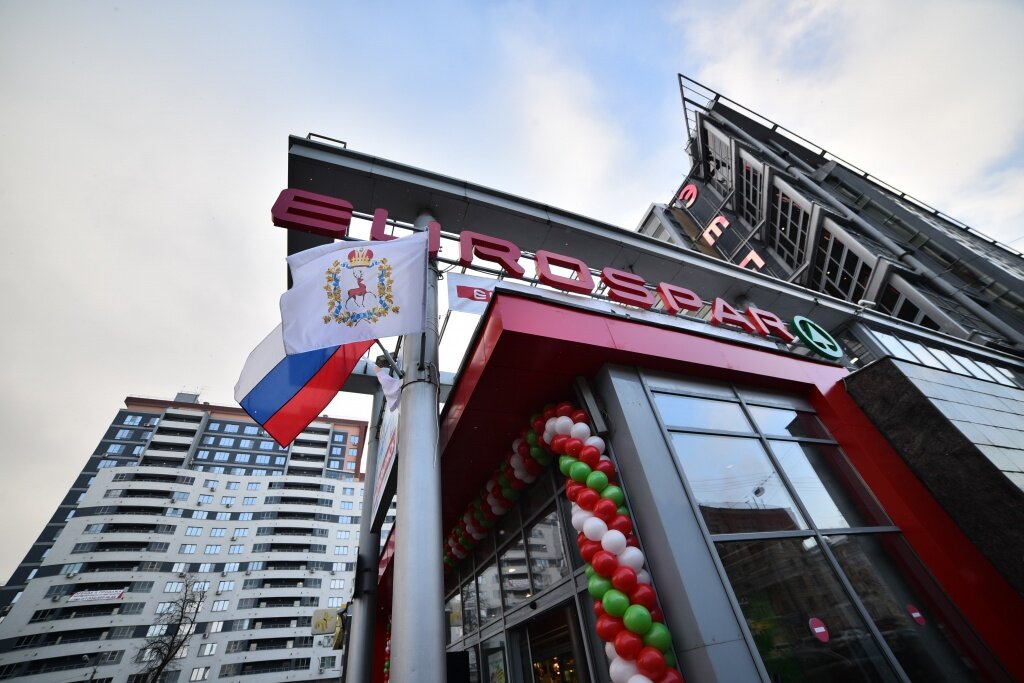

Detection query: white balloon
(583, 517), (608, 542)
(519, 471), (537, 484)
(510, 453), (524, 469)
(571, 502), (582, 514)
(605, 642), (618, 662)
(571, 510), (592, 532)
(546, 417), (559, 433)
(618, 546), (645, 571)
(609, 656), (639, 683)
(636, 570), (651, 585)
(555, 416), (574, 435)
(471, 529), (486, 540)
(627, 676), (654, 683)
(570, 422), (591, 441)
(491, 503), (505, 515)
(511, 438), (522, 452)
(600, 454), (612, 462)
(486, 494), (497, 508)
(585, 435), (606, 454)
(543, 430), (555, 445)
(601, 529), (628, 556)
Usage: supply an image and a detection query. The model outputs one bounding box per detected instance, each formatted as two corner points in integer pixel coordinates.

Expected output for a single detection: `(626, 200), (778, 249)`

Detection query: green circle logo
(790, 316), (843, 361)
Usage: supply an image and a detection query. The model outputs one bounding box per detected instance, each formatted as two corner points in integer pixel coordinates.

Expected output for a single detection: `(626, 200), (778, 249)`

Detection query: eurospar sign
(271, 189), (843, 361)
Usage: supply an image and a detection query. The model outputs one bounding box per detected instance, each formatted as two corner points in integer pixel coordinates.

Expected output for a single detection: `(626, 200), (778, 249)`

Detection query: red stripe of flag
(263, 340), (375, 446)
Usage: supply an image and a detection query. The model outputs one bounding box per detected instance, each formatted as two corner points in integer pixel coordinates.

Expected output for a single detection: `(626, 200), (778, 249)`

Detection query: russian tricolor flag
(234, 325), (374, 446)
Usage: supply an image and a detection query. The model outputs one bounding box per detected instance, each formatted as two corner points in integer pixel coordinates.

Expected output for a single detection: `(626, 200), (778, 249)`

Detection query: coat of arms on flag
(323, 247), (398, 327)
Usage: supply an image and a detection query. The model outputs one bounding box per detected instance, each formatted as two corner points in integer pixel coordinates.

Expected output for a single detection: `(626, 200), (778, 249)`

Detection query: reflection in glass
(462, 579), (478, 634)
(482, 635), (507, 683)
(716, 538), (899, 682)
(477, 561), (501, 626)
(654, 393), (752, 432)
(747, 405), (829, 439)
(520, 467), (554, 522)
(467, 646), (480, 683)
(446, 591), (463, 644)
(528, 507), (570, 592)
(499, 534), (531, 609)
(671, 433), (806, 533)
(827, 534), (982, 681)
(770, 441), (866, 529)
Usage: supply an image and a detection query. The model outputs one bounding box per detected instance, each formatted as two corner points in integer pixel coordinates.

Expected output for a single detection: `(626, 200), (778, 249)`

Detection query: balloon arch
(443, 402), (685, 683)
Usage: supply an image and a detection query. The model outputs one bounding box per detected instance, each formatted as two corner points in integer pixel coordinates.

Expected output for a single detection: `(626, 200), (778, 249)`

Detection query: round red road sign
(808, 617), (829, 643)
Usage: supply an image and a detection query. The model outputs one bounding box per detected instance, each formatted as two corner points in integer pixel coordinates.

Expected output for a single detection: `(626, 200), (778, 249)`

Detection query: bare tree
(134, 576), (204, 683)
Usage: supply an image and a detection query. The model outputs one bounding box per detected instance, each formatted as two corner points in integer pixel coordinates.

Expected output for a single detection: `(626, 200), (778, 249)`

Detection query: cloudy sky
(1, 0), (1022, 582)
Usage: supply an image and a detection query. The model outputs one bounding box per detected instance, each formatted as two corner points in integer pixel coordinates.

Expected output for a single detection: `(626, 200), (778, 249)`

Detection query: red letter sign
(601, 268), (655, 309)
(371, 208), (441, 257)
(657, 282), (703, 316)
(702, 216), (729, 246)
(677, 183), (699, 209)
(535, 251), (595, 295)
(711, 298), (756, 333)
(745, 307), (796, 343)
(271, 189), (353, 238)
(459, 231), (525, 278)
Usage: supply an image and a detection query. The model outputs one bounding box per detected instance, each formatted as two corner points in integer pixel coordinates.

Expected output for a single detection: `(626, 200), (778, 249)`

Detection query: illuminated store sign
(272, 189), (842, 360)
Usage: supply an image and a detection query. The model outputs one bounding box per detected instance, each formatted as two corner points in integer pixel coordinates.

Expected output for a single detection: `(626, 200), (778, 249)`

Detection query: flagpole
(390, 212), (445, 682)
(345, 388), (384, 683)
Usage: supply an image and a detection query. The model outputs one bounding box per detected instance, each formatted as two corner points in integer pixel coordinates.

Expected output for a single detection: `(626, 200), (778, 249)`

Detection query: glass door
(516, 603), (590, 683)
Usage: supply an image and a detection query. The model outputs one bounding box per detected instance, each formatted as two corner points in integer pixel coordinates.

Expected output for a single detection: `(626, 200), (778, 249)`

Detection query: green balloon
(533, 449), (552, 466)
(623, 604), (653, 634)
(602, 589), (630, 618)
(617, 506), (630, 517)
(481, 518), (494, 529)
(526, 430), (538, 446)
(559, 455), (578, 476)
(498, 474), (510, 488)
(585, 470), (609, 493)
(530, 412), (541, 423)
(569, 461), (592, 483)
(587, 574), (612, 600)
(643, 622), (672, 652)
(601, 485), (625, 506)
(664, 651), (677, 668)
(501, 486), (520, 502)
(584, 563), (595, 579)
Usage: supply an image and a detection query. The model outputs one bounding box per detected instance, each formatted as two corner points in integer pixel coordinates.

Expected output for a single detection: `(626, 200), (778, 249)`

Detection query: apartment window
(209, 467), (225, 475)
(221, 496), (235, 505)
(172, 562), (188, 573)
(211, 600), (229, 612)
(333, 434), (346, 443)
(171, 491), (189, 501)
(196, 450), (209, 460)
(252, 469), (267, 477)
(204, 545), (221, 555)
(186, 527), (202, 537)
(202, 436), (215, 445)
(767, 184), (812, 271)
(192, 511), (208, 520)
(198, 563), (214, 572)
(274, 456), (286, 466)
(243, 497), (256, 506)
(334, 546), (349, 555)
(235, 453), (250, 464)
(147, 624), (169, 637)
(106, 443), (125, 454)
(238, 439), (254, 449)
(217, 581), (234, 592)
(248, 561), (264, 570)
(349, 435), (359, 445)
(224, 424), (239, 434)
(115, 429), (132, 439)
(199, 642), (217, 657)
(226, 481), (240, 490)
(259, 441), (274, 451)
(208, 422), (221, 431)
(155, 601), (174, 613)
(84, 523), (103, 534)
(878, 282), (940, 330)
(337, 530), (350, 539)
(342, 487), (355, 496)
(203, 479), (217, 490)
(247, 482), (260, 490)
(231, 467), (245, 476)
(190, 666), (210, 681)
(340, 501), (353, 510)
(228, 545), (245, 554)
(165, 581), (184, 593)
(348, 448), (358, 457)
(321, 656), (337, 669)
(210, 528), (226, 537)
(179, 545), (197, 555)
(224, 562), (240, 572)
(133, 445), (144, 455)
(330, 579), (346, 590)
(705, 127), (733, 197)
(244, 425), (259, 435)
(345, 462), (356, 471)
(738, 159), (763, 226)
(98, 459), (118, 469)
(810, 228), (873, 302)
(233, 528), (249, 537)
(213, 452), (229, 462)
(331, 447), (342, 456)
(192, 581), (211, 592)
(238, 513), (253, 521)
(124, 414), (143, 426)
(327, 597), (345, 608)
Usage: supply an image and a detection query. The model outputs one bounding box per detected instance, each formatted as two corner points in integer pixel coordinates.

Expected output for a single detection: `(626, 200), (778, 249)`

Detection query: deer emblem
(345, 273), (371, 308)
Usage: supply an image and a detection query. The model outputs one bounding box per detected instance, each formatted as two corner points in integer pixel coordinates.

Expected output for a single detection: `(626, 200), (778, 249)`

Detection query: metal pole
(390, 212), (445, 682)
(346, 388), (386, 683)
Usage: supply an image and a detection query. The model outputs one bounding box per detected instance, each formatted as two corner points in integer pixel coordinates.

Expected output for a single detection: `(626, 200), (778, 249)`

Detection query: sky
(1, 0), (1023, 583)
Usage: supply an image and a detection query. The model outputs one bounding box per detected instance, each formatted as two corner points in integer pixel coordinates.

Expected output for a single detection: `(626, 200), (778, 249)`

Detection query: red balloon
(565, 482), (582, 501)
(594, 601), (606, 618)
(595, 459), (617, 480)
(636, 647), (667, 679)
(614, 629), (644, 659)
(551, 435), (569, 454)
(517, 443), (531, 457)
(576, 531), (586, 547)
(612, 566), (638, 594)
(657, 670), (684, 683)
(543, 407), (556, 420)
(571, 409), (589, 424)
(595, 614), (625, 642)
(556, 402), (574, 417)
(503, 465), (516, 480)
(522, 456), (541, 476)
(565, 438), (584, 457)
(577, 489), (600, 511)
(578, 445), (601, 468)
(580, 540), (602, 563)
(630, 583), (658, 611)
(510, 477), (527, 491)
(627, 534), (641, 548)
(650, 607), (664, 623)
(482, 507), (496, 522)
(532, 418), (545, 434)
(594, 498), (618, 522)
(591, 550), (618, 577)
(608, 514), (633, 536)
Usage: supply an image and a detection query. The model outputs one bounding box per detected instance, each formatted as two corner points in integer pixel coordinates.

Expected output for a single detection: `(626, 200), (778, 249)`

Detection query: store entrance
(515, 602), (590, 683)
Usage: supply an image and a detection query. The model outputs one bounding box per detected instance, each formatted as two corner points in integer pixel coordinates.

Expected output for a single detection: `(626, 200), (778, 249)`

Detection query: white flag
(373, 365), (403, 411)
(280, 231), (429, 355)
(446, 272), (495, 315)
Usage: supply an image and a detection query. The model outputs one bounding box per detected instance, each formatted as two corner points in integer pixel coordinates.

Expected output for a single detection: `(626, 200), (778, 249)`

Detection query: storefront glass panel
(715, 537), (900, 682)
(769, 440), (866, 529)
(447, 590), (464, 644)
(670, 432), (807, 533)
(478, 561), (502, 626)
(500, 535), (531, 609)
(528, 506), (571, 593)
(826, 534), (982, 681)
(462, 578), (478, 635)
(654, 393), (753, 433)
(482, 634), (508, 683)
(747, 405), (829, 439)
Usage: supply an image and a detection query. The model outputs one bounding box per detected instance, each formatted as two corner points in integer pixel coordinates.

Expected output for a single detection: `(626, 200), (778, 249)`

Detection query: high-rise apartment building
(0, 393), (377, 683)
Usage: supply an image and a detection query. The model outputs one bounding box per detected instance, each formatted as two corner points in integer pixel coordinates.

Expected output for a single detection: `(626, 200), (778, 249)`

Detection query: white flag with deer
(279, 231), (429, 355)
